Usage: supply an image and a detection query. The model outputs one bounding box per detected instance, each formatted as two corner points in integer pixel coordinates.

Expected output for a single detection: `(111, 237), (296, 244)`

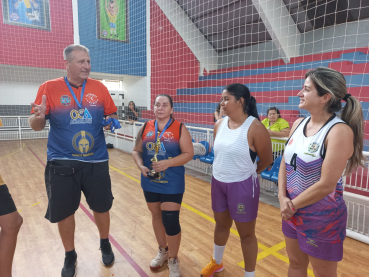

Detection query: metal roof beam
(155, 0), (218, 73)
(251, 0), (300, 63)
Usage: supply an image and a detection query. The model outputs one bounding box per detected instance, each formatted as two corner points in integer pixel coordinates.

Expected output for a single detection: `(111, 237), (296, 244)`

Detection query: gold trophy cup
(147, 132), (161, 179)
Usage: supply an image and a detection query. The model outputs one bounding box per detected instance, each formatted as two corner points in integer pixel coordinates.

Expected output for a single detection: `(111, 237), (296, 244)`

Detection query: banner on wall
(96, 0), (129, 43)
(2, 0), (51, 31)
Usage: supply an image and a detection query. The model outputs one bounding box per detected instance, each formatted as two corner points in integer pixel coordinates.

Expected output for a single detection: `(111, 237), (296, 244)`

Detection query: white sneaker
(150, 246), (168, 270)
(168, 257), (181, 277)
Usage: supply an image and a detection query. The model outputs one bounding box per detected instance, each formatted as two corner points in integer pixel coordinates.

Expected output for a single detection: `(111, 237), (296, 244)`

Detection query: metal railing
(0, 116), (49, 140)
(105, 121), (369, 244)
(2, 117), (368, 244)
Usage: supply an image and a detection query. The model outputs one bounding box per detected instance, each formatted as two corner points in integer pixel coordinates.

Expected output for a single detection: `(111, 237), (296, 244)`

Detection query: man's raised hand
(31, 95), (47, 119)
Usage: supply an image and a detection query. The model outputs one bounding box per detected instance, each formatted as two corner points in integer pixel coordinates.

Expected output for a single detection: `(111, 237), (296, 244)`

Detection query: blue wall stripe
(199, 52), (369, 81)
(178, 74), (369, 95)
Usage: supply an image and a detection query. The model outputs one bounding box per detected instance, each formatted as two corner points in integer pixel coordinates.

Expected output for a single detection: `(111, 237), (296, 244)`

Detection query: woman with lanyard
(201, 83), (272, 277)
(132, 94), (193, 277)
(279, 67), (365, 277)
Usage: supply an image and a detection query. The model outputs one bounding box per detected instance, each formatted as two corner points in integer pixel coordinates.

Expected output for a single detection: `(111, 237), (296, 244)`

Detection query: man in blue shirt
(29, 44), (118, 277)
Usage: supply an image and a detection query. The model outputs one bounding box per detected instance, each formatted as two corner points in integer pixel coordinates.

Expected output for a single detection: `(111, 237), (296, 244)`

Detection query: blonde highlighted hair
(305, 66), (366, 174)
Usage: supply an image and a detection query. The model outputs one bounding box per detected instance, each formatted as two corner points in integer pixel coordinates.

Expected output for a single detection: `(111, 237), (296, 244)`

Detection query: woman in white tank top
(279, 67), (366, 277)
(201, 84), (273, 277)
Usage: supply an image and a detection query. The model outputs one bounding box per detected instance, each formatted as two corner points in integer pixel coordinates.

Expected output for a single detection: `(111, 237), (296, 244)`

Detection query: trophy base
(147, 171), (160, 179)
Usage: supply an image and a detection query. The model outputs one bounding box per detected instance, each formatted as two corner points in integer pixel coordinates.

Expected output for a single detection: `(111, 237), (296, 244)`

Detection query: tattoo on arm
(135, 128), (143, 147)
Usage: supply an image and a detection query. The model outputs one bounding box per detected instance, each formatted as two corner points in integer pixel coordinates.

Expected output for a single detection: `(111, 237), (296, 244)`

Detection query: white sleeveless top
(213, 116), (257, 183)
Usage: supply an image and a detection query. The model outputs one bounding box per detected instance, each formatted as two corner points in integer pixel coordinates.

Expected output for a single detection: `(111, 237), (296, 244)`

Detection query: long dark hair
(224, 83), (260, 120)
(128, 101), (136, 110)
(154, 94), (174, 119)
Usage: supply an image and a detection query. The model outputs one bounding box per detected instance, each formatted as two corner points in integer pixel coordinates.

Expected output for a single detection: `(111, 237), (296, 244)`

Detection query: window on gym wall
(283, 0), (369, 33)
(93, 79), (123, 91)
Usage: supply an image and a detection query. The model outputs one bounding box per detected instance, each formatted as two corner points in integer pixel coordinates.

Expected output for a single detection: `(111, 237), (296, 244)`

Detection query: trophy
(147, 132), (161, 179)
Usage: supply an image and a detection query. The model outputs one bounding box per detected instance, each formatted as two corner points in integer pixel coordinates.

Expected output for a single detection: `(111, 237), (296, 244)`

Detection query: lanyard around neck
(155, 118), (172, 143)
(64, 77), (86, 109)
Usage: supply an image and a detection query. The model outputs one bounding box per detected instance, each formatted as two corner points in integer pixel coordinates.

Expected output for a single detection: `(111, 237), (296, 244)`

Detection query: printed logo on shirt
(146, 131), (154, 138)
(306, 238), (318, 248)
(60, 95), (71, 106)
(72, 131), (94, 157)
(70, 108), (92, 124)
(288, 138), (294, 146)
(308, 142), (320, 153)
(162, 132), (174, 142)
(237, 203), (246, 214)
(85, 93), (98, 106)
(146, 142), (166, 155)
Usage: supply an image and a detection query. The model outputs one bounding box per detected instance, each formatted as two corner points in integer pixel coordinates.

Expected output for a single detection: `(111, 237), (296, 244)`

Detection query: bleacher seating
(141, 48), (369, 148)
(193, 141), (209, 160)
(261, 156), (283, 183)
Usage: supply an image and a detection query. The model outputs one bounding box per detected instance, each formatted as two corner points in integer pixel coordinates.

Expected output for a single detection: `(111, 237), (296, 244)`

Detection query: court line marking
(0, 148), (22, 160)
(110, 165), (315, 277)
(31, 202), (40, 207)
(79, 204), (149, 277)
(27, 148), (149, 277)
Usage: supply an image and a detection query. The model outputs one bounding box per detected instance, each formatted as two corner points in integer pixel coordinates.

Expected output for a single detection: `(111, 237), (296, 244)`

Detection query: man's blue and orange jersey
(141, 119), (185, 194)
(31, 77), (117, 162)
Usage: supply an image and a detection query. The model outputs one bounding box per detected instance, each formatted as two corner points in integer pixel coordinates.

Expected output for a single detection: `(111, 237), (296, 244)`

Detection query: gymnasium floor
(0, 139), (368, 277)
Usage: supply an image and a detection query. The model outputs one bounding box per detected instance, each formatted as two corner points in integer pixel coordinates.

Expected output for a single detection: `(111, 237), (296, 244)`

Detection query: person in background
(261, 107), (290, 158)
(214, 99), (226, 122)
(127, 101), (139, 124)
(261, 107), (290, 195)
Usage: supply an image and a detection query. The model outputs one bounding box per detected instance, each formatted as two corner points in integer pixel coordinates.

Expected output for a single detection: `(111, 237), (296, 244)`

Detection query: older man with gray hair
(29, 44), (118, 277)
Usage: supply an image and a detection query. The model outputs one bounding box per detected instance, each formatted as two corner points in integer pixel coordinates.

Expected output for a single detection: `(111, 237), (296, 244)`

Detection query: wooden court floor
(0, 139), (368, 277)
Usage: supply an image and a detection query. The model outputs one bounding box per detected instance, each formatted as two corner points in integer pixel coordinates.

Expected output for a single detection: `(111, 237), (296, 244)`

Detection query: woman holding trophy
(132, 94), (194, 277)
(201, 84), (273, 277)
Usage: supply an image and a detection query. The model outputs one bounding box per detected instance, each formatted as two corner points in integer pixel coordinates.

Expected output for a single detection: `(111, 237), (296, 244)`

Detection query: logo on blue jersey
(70, 108), (92, 124)
(72, 131), (94, 157)
(146, 142), (166, 155)
(85, 93), (98, 105)
(146, 131), (154, 138)
(60, 95), (71, 106)
(162, 132), (174, 141)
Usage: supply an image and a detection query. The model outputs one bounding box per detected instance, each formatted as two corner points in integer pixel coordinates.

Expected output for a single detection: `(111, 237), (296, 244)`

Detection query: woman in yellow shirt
(262, 107), (290, 195)
(261, 107), (290, 156)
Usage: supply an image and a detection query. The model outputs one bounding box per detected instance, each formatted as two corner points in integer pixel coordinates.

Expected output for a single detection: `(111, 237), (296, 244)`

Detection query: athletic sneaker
(200, 258), (224, 277)
(150, 246), (168, 270)
(61, 254), (77, 277)
(168, 257), (181, 277)
(100, 241), (115, 266)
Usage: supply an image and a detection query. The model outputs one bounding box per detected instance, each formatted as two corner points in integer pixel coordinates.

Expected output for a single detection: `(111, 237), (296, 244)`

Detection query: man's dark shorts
(0, 185), (17, 216)
(45, 160), (114, 223)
